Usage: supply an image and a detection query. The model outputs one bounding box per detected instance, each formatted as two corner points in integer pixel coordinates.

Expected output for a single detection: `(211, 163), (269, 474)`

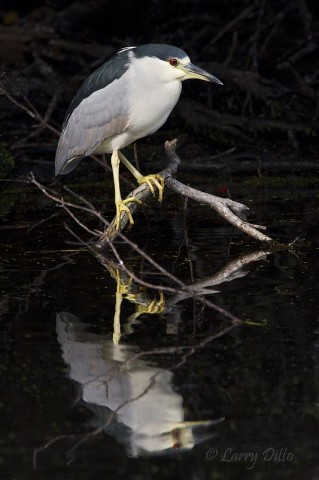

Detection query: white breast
(126, 55), (182, 139)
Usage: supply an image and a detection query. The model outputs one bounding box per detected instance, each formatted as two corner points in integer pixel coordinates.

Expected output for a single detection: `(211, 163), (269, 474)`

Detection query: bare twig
(166, 177), (274, 243)
(29, 139), (280, 246)
(29, 172), (242, 323)
(67, 224), (242, 324)
(0, 79), (60, 135)
(99, 140), (280, 246)
(166, 249), (272, 306)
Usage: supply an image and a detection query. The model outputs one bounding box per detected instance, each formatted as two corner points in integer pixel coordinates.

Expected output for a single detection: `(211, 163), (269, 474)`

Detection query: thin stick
(99, 140), (280, 246)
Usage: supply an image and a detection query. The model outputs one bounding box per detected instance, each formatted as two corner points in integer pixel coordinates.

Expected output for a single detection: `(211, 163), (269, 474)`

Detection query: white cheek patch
(179, 56), (191, 66)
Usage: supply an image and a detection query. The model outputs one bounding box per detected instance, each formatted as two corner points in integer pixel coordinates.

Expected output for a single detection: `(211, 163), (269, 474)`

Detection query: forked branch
(98, 140), (279, 247)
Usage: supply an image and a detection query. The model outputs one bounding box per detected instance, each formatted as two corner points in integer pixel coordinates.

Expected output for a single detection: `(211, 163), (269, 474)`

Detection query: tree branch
(98, 140), (280, 247)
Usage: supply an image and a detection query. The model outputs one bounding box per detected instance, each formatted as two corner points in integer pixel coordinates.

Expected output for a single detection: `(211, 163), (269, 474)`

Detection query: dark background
(1, 3), (319, 480)
(0, 0), (318, 179)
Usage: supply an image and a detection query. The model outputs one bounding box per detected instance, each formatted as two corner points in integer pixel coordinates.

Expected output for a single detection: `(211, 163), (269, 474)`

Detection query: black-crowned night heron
(55, 44), (222, 229)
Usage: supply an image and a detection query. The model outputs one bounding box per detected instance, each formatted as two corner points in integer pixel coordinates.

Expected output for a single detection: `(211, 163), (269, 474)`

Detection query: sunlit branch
(98, 140), (281, 246)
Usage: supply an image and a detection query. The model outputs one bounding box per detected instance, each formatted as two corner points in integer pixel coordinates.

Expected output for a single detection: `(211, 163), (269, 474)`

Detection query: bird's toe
(138, 174), (164, 202)
(115, 197), (142, 229)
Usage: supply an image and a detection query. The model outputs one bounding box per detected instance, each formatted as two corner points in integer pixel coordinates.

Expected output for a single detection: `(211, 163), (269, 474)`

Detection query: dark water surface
(1, 170), (319, 480)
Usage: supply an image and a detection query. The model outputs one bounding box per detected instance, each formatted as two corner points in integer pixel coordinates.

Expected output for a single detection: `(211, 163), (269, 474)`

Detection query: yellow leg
(118, 151), (164, 202)
(111, 151), (142, 229)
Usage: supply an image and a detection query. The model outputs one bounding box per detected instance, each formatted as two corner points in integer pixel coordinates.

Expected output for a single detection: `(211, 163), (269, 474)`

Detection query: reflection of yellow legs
(118, 151), (164, 202)
(113, 270), (133, 344)
(137, 292), (165, 315)
(113, 289), (122, 345)
(111, 150), (142, 229)
(113, 270), (136, 344)
(126, 292), (165, 324)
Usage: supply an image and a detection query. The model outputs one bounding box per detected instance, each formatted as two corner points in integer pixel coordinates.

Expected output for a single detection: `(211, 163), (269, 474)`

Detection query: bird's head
(123, 44), (223, 85)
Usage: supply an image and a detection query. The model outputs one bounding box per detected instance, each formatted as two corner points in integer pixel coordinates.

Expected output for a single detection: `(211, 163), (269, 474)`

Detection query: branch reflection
(56, 248), (272, 456)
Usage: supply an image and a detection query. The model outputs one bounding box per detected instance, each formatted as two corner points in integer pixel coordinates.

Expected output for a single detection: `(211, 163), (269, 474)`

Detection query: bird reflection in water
(56, 249), (271, 456)
(57, 311), (220, 456)
(110, 266), (165, 345)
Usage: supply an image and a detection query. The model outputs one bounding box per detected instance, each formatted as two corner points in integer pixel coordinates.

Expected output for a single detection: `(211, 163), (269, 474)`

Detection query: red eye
(169, 58), (178, 67)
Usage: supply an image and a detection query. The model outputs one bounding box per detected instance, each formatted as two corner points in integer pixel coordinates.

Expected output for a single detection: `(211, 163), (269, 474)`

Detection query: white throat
(126, 54), (183, 138)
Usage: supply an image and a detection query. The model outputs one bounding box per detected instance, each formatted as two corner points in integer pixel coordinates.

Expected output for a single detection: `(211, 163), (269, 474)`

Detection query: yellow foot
(137, 174), (164, 202)
(115, 197), (142, 229)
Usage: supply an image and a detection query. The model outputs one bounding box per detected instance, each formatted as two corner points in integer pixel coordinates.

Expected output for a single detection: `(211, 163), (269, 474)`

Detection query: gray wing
(55, 72), (130, 175)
